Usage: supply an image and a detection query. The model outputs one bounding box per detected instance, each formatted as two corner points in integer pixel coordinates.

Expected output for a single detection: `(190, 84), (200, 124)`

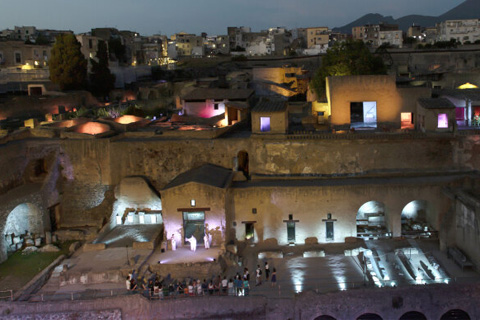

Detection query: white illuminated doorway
(183, 211), (205, 244)
(350, 101), (377, 129)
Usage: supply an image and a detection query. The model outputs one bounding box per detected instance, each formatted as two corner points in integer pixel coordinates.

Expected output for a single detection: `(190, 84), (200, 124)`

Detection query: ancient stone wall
(0, 283), (479, 319)
(231, 182), (451, 244)
(0, 134), (478, 247)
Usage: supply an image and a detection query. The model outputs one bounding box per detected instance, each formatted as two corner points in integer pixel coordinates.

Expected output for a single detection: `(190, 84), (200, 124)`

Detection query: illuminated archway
(440, 309), (470, 320)
(356, 201), (387, 239)
(401, 200), (435, 237)
(110, 177), (163, 228)
(4, 203), (45, 253)
(399, 311), (427, 320)
(357, 313), (382, 320)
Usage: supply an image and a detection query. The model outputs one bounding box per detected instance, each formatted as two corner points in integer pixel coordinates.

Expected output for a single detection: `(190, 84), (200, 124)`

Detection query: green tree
(89, 40), (116, 98)
(49, 34), (87, 90)
(310, 39), (387, 100)
(34, 34), (50, 45)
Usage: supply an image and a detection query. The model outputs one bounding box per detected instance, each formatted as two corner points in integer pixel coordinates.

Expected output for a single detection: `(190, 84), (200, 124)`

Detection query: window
(401, 112), (414, 129)
(14, 52), (21, 64)
(214, 103), (219, 110)
(438, 113), (449, 128)
(89, 39), (93, 49)
(0, 52), (3, 62)
(260, 117), (271, 132)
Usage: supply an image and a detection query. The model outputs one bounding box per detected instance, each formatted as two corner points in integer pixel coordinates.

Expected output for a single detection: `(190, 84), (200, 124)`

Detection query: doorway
(237, 151), (249, 177)
(245, 222), (254, 241)
(183, 211), (205, 244)
(49, 204), (61, 232)
(287, 222), (296, 243)
(326, 221), (334, 240)
(350, 101), (377, 128)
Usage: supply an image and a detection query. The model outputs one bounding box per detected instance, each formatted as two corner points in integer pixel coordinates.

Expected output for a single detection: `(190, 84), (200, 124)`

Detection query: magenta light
(438, 113), (448, 128)
(260, 117), (271, 132)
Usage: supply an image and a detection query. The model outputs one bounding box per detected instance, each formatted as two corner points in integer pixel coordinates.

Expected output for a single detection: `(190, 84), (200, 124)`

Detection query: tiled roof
(163, 164), (233, 190)
(252, 99), (287, 113)
(439, 89), (480, 101)
(418, 98), (455, 109)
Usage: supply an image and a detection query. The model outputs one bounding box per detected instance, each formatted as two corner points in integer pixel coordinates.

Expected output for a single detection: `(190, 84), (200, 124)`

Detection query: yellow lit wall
(327, 75), (431, 127)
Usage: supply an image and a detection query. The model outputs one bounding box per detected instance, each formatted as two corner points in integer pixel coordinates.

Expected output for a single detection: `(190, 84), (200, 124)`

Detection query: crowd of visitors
(125, 263), (277, 299)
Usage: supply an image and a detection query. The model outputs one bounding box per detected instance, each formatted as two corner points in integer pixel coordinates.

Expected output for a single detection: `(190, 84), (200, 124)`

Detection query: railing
(0, 290), (13, 301)
(9, 276), (480, 303)
(286, 131), (434, 140)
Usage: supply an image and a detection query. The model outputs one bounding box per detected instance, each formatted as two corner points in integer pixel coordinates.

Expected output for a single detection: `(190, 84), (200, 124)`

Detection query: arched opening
(357, 201), (388, 239)
(440, 309), (470, 320)
(4, 203), (45, 254)
(237, 150), (249, 177)
(95, 177), (163, 247)
(399, 311), (427, 320)
(401, 200), (435, 238)
(357, 313), (383, 320)
(314, 316), (336, 320)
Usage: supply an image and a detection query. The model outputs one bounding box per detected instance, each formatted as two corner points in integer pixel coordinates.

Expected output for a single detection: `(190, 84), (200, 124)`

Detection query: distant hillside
(334, 0), (480, 34)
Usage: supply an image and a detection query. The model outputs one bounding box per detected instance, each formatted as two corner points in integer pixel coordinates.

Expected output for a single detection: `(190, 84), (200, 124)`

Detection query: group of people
(124, 261), (277, 299)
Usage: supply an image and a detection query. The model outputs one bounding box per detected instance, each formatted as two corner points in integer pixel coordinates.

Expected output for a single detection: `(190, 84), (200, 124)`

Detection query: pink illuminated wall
(184, 101), (225, 118)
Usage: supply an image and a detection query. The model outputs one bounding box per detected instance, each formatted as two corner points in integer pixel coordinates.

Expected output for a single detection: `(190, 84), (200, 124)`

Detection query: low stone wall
(1, 283), (480, 319)
(59, 270), (123, 287)
(14, 255), (65, 301)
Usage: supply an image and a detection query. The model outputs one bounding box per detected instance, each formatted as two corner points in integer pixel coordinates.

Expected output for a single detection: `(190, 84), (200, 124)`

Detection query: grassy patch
(0, 241), (73, 292)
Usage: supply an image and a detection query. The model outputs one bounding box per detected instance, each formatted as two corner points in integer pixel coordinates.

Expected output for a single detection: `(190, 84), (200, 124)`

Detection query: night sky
(0, 0), (462, 36)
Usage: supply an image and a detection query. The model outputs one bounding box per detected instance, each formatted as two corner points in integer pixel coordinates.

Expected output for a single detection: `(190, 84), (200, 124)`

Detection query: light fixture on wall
(252, 208), (257, 214)
(191, 199), (196, 207)
(327, 213), (332, 220)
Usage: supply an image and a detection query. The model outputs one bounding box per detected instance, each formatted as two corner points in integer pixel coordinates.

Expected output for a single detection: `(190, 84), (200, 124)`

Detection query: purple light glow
(438, 113), (448, 128)
(260, 117), (271, 132)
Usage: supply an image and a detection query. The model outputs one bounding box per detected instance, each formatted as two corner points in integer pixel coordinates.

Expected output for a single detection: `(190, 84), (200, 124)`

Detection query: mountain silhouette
(334, 0), (480, 34)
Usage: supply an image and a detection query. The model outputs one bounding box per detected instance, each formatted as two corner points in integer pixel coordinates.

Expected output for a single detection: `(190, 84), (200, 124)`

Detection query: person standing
(126, 276), (131, 291)
(265, 261), (270, 281)
(256, 265), (262, 286)
(243, 278), (250, 296)
(228, 278), (234, 296)
(271, 268), (277, 287)
(221, 276), (228, 295)
(235, 276), (243, 296)
(204, 233), (210, 249)
(170, 234), (176, 251)
(243, 267), (250, 281)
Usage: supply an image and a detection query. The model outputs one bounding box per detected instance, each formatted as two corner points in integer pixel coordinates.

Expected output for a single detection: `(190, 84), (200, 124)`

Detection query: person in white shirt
(221, 276), (228, 294)
(204, 233), (210, 249)
(171, 234), (176, 251)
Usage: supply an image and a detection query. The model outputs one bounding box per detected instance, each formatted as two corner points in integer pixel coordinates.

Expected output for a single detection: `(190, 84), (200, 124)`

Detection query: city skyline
(0, 0), (463, 36)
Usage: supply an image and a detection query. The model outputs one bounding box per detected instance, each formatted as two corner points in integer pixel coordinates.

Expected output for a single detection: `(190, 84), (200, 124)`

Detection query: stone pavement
(32, 238), (480, 300)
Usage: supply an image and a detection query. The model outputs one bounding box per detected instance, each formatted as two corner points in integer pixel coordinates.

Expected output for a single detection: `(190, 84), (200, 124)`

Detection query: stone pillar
(45, 231), (52, 244)
(233, 156), (239, 171)
(467, 100), (472, 126)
